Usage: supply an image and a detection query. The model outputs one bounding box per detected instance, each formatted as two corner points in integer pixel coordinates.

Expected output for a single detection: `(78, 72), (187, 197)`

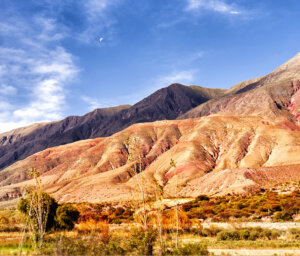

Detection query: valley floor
(0, 222), (299, 255)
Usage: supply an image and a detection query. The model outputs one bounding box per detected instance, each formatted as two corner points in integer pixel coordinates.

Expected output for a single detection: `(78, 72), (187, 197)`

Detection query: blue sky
(0, 0), (300, 132)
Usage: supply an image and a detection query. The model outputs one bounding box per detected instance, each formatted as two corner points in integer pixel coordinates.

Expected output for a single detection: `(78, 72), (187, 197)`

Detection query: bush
(273, 211), (293, 221)
(289, 228), (300, 240)
(249, 229), (260, 241)
(125, 228), (157, 255)
(239, 229), (250, 240)
(55, 204), (80, 230)
(168, 243), (208, 255)
(217, 230), (239, 241)
(196, 195), (210, 201)
(216, 228), (280, 241)
(201, 227), (222, 237)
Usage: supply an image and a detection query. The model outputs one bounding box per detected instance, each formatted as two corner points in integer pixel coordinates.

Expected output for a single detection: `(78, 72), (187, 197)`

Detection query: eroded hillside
(0, 115), (299, 204)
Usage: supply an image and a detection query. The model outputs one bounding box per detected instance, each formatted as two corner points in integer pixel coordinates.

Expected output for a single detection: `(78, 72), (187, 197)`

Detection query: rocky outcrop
(287, 79), (300, 120)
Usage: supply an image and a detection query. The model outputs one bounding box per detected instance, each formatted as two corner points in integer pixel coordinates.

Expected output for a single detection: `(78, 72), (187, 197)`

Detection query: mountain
(0, 115), (299, 204)
(1, 52), (300, 205)
(0, 84), (224, 170)
(179, 53), (300, 122)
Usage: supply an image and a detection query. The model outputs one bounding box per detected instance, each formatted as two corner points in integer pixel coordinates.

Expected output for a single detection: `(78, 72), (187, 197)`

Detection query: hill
(0, 84), (223, 169)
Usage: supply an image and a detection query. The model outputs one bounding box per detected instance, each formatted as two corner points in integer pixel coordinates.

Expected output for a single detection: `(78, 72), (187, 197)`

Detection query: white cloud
(186, 0), (241, 15)
(71, 0), (119, 44)
(0, 84), (17, 96)
(0, 16), (79, 133)
(84, 0), (109, 20)
(81, 96), (102, 110)
(158, 70), (197, 86)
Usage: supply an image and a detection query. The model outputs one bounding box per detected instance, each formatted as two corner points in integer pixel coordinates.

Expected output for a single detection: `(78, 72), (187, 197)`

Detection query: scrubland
(0, 183), (299, 255)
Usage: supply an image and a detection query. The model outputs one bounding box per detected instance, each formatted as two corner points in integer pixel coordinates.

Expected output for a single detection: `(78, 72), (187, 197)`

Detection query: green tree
(17, 168), (79, 254)
(18, 191), (58, 232)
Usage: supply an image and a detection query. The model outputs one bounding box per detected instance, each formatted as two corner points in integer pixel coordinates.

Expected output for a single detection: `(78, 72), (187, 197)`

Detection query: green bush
(239, 229), (250, 240)
(217, 230), (240, 240)
(168, 243), (208, 255)
(55, 204), (79, 230)
(216, 228), (280, 241)
(201, 227), (222, 237)
(125, 228), (157, 255)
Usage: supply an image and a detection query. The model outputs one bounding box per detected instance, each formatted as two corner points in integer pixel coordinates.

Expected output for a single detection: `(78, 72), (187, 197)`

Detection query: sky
(0, 0), (300, 133)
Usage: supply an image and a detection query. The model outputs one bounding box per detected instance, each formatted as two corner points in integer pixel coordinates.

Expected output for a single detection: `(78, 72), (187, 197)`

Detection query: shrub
(217, 230), (239, 240)
(55, 204), (79, 230)
(239, 229), (250, 240)
(169, 243), (208, 255)
(273, 211), (293, 221)
(196, 195), (210, 201)
(99, 240), (125, 255)
(289, 228), (300, 240)
(201, 227), (222, 237)
(125, 227), (157, 255)
(248, 229), (260, 241)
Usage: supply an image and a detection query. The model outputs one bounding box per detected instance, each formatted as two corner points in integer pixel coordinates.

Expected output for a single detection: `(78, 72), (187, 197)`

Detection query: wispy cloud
(0, 84), (17, 96)
(0, 0), (123, 132)
(0, 15), (79, 133)
(186, 0), (242, 15)
(157, 70), (197, 86)
(74, 0), (120, 44)
(81, 96), (102, 110)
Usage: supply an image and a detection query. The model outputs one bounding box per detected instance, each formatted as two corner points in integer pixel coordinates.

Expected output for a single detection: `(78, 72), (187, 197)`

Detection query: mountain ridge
(0, 84), (223, 169)
(179, 52), (300, 121)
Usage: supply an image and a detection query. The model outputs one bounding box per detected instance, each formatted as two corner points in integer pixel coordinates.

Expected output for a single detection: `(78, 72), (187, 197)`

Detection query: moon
(99, 37), (104, 43)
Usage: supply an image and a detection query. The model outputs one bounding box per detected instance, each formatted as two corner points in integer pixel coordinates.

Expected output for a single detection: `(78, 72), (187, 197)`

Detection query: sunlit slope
(0, 115), (299, 203)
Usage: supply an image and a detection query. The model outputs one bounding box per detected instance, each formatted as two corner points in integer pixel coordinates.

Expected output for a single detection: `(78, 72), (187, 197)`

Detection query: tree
(125, 136), (148, 229)
(125, 136), (157, 255)
(18, 168), (79, 254)
(18, 168), (53, 251)
(170, 158), (179, 249)
(18, 191), (58, 232)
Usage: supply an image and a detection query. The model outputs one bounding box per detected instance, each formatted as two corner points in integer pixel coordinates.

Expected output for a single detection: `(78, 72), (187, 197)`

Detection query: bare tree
(151, 178), (164, 255)
(18, 168), (50, 253)
(170, 158), (179, 250)
(18, 188), (33, 256)
(125, 136), (148, 230)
